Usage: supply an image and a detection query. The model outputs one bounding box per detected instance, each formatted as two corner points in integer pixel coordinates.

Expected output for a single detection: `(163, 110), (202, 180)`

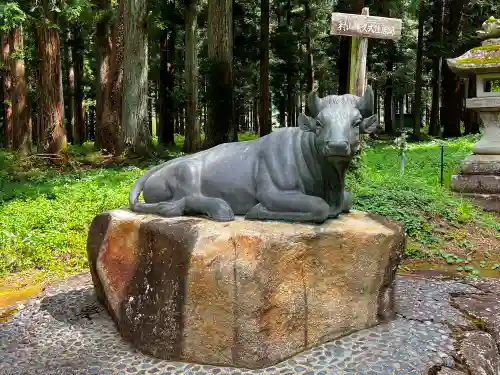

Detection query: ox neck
(300, 132), (352, 192)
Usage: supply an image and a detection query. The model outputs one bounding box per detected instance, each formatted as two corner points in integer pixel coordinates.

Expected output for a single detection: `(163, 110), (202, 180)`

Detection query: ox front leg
(245, 191), (330, 223)
(328, 191), (353, 218)
(342, 191), (353, 213)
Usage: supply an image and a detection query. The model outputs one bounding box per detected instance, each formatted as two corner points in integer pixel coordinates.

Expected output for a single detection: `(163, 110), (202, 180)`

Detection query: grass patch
(348, 136), (484, 239)
(347, 134), (500, 269)
(0, 132), (499, 279)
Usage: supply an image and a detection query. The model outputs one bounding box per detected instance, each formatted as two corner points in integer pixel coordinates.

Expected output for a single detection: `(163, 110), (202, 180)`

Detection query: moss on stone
(456, 56), (500, 65)
(471, 44), (500, 52)
(486, 16), (498, 23)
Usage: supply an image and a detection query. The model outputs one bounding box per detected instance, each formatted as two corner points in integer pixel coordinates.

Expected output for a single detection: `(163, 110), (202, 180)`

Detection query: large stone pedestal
(451, 154), (500, 212)
(86, 209), (405, 369)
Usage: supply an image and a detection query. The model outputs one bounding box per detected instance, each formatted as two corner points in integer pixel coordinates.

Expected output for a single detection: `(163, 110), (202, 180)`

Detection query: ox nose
(326, 141), (350, 156)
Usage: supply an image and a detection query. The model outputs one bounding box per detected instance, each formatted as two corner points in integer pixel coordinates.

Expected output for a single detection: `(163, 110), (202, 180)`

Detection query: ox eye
(352, 119), (361, 128)
(316, 121), (323, 128)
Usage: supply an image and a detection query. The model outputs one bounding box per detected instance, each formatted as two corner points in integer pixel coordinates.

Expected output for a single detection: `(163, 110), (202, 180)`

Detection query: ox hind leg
(145, 163), (235, 221)
(182, 195), (234, 221)
(245, 190), (330, 223)
(141, 196), (234, 221)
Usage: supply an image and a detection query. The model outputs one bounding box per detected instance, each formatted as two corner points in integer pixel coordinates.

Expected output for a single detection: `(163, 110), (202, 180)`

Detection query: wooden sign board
(331, 13), (402, 41)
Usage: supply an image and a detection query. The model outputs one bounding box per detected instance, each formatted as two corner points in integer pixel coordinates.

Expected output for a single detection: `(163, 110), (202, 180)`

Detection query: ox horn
(307, 90), (322, 118)
(357, 86), (374, 118)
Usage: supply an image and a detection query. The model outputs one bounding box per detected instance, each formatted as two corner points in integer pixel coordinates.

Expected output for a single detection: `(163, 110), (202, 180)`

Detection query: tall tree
(95, 0), (112, 149)
(429, 0), (444, 137)
(100, 0), (125, 155)
(64, 28), (75, 144)
(285, 0), (296, 127)
(204, 0), (235, 148)
(10, 25), (30, 154)
(158, 1), (176, 147)
(412, 0), (425, 140)
(122, 0), (150, 153)
(184, 0), (201, 152)
(36, 0), (67, 155)
(72, 26), (85, 144)
(259, 0), (270, 136)
(2, 34), (12, 147)
(303, 0), (313, 97)
(441, 0), (468, 138)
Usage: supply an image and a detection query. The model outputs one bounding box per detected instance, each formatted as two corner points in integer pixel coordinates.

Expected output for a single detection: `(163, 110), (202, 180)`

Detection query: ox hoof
(211, 214), (235, 222)
(209, 206), (235, 222)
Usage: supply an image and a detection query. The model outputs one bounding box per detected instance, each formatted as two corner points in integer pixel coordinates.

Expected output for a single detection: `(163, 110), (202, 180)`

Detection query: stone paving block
(0, 273), (478, 375)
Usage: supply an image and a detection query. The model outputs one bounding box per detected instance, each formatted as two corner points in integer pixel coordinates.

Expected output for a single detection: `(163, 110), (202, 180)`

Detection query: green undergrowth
(347, 134), (499, 256)
(0, 132), (498, 277)
(0, 132), (260, 276)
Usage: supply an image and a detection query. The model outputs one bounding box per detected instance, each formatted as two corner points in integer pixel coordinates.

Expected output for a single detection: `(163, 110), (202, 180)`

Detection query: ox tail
(129, 161), (172, 214)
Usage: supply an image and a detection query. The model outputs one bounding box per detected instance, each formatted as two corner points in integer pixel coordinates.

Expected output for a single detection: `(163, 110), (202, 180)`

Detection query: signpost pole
(331, 9), (403, 162)
(331, 10), (402, 96)
(353, 7), (370, 96)
(348, 37), (358, 94)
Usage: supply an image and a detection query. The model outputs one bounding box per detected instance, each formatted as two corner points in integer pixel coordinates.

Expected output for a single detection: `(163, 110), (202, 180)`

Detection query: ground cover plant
(0, 133), (499, 284)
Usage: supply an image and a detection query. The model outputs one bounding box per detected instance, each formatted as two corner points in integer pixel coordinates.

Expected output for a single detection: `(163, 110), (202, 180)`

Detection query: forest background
(0, 0), (500, 297)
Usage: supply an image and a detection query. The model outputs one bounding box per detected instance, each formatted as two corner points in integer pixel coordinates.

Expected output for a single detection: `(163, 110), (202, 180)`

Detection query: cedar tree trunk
(10, 26), (30, 154)
(259, 0), (271, 136)
(158, 24), (176, 145)
(122, 0), (150, 153)
(73, 26), (85, 144)
(412, 0), (425, 140)
(95, 0), (112, 149)
(100, 0), (125, 155)
(36, 16), (67, 155)
(440, 0), (467, 138)
(184, 0), (201, 152)
(2, 34), (12, 147)
(204, 0), (235, 148)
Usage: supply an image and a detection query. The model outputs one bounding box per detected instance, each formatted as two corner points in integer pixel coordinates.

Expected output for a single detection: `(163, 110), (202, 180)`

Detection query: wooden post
(331, 10), (402, 96)
(348, 36), (358, 95)
(353, 7), (369, 96)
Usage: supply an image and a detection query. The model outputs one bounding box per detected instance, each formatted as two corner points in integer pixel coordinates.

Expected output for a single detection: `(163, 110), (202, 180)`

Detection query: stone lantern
(447, 17), (500, 212)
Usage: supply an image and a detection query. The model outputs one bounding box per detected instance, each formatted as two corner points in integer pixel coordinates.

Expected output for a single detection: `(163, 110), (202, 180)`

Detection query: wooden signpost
(331, 8), (402, 96)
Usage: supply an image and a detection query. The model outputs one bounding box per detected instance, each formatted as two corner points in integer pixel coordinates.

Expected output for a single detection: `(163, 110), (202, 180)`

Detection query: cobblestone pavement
(0, 272), (494, 375)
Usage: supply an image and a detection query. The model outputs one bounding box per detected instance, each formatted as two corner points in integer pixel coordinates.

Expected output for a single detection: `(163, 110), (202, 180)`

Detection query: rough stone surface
(458, 331), (500, 375)
(460, 193), (500, 212)
(437, 368), (468, 375)
(468, 277), (500, 295)
(2, 273), (488, 375)
(86, 209), (405, 368)
(460, 155), (500, 175)
(395, 275), (478, 330)
(452, 292), (500, 347)
(451, 174), (500, 194)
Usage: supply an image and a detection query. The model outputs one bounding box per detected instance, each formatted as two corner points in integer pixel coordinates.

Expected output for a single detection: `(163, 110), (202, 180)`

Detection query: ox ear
(298, 113), (316, 132)
(358, 86), (374, 118)
(360, 114), (379, 134)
